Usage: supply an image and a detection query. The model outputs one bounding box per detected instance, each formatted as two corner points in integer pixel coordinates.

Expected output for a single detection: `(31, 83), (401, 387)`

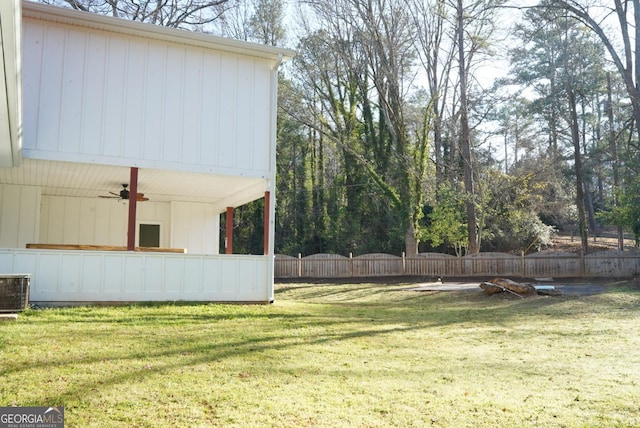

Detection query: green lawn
(1, 279), (639, 427)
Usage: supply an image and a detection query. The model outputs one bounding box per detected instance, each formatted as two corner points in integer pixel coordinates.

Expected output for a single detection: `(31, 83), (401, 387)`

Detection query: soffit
(0, 158), (267, 207)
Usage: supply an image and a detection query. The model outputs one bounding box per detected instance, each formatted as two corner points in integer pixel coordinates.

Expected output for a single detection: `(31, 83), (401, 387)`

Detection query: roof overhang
(0, 0), (23, 167)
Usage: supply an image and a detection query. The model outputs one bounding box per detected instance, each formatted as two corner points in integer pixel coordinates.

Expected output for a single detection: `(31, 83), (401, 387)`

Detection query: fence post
(580, 250), (585, 277)
(349, 252), (353, 277)
(521, 251), (525, 278)
(297, 253), (302, 277)
(458, 254), (463, 276)
(402, 252), (406, 274)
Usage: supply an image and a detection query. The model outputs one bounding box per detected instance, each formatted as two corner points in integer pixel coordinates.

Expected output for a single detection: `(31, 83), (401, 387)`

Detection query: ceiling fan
(99, 184), (149, 202)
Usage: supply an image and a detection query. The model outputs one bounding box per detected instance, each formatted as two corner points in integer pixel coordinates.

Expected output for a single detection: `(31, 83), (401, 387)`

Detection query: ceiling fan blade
(98, 195), (119, 199)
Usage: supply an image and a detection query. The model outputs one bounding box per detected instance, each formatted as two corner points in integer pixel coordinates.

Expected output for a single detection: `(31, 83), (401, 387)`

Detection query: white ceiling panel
(0, 158), (267, 207)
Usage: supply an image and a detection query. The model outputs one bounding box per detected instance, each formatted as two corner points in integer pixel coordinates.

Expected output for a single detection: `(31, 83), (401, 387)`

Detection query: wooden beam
(226, 207), (233, 254)
(264, 191), (270, 255)
(26, 244), (185, 253)
(127, 167), (138, 251)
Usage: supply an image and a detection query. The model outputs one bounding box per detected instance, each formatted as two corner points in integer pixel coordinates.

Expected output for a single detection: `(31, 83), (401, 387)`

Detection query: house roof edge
(22, 1), (296, 62)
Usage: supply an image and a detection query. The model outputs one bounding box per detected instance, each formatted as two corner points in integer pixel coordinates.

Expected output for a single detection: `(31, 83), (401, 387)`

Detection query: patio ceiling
(0, 158), (267, 208)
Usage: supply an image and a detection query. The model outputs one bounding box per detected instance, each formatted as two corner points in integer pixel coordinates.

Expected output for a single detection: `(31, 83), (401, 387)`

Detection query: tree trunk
(567, 86), (589, 254)
(457, 0), (479, 253)
(607, 72), (624, 251)
(405, 222), (418, 256)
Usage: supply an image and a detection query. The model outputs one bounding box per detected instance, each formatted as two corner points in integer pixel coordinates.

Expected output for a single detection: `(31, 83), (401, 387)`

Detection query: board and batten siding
(39, 195), (171, 247)
(0, 184), (41, 248)
(37, 196), (220, 253)
(0, 249), (271, 303)
(170, 202), (219, 254)
(22, 18), (274, 177)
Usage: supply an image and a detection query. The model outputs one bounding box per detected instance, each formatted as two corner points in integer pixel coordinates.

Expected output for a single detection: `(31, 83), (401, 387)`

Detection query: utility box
(0, 275), (30, 312)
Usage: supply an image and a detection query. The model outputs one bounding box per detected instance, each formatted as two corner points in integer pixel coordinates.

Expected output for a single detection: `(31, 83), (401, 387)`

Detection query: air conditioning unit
(0, 275), (30, 312)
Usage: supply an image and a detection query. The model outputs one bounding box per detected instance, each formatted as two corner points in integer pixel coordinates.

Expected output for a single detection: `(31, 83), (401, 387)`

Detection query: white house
(0, 0), (294, 305)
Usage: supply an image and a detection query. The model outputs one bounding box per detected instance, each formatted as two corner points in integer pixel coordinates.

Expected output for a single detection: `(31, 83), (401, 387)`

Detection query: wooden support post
(127, 167), (138, 251)
(264, 191), (270, 255)
(225, 207), (233, 254)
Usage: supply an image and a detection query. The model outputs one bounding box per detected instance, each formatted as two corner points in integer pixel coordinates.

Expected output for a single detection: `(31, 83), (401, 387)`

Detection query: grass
(1, 279), (640, 427)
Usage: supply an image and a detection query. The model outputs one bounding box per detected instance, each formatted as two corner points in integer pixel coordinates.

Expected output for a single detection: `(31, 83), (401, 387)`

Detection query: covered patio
(0, 1), (294, 305)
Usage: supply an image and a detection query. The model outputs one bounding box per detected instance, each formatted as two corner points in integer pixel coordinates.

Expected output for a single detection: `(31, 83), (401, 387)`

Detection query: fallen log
(479, 278), (537, 297)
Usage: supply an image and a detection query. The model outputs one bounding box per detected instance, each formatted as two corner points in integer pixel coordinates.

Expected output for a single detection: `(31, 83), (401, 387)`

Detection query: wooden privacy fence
(275, 250), (640, 278)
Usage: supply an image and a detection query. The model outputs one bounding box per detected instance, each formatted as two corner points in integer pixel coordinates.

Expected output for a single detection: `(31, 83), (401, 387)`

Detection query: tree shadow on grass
(2, 280), (639, 415)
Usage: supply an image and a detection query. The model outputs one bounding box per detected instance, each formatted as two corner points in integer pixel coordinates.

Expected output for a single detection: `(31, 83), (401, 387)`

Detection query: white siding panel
(83, 33), (108, 155)
(0, 185), (40, 248)
(44, 197), (65, 243)
(164, 256), (184, 293)
(22, 22), (44, 147)
(142, 44), (166, 161)
(236, 58), (254, 170)
(123, 256), (144, 293)
(23, 19), (276, 177)
(40, 195), (135, 246)
(199, 54), (220, 165)
(219, 257), (237, 294)
(202, 257), (221, 293)
(2, 250), (272, 303)
(253, 65), (271, 171)
(122, 41), (147, 159)
(218, 56), (237, 168)
(110, 202), (128, 246)
(62, 198), (81, 244)
(37, 253), (61, 293)
(0, 252), (12, 272)
(183, 257), (203, 293)
(144, 257), (164, 293)
(38, 26), (66, 152)
(162, 45), (185, 163)
(0, 185), (19, 246)
(170, 201), (218, 254)
(104, 254), (125, 293)
(81, 254), (104, 292)
(94, 199), (112, 244)
(103, 37), (128, 158)
(78, 198), (96, 243)
(181, 50), (204, 164)
(20, 188), (41, 247)
(59, 28), (87, 153)
(60, 254), (81, 292)
(12, 252), (39, 290)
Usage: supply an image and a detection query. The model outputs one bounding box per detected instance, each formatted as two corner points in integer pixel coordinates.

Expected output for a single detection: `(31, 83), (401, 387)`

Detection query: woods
(38, 0), (640, 256)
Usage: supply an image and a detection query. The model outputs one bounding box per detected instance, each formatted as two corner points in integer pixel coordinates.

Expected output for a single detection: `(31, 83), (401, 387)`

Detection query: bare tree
(37, 0), (233, 32)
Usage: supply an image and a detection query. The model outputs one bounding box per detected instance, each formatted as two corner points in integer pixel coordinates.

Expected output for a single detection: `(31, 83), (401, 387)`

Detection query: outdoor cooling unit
(0, 275), (30, 312)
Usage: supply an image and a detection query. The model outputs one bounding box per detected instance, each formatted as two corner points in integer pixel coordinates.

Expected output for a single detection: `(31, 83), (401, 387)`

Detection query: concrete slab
(0, 313), (18, 321)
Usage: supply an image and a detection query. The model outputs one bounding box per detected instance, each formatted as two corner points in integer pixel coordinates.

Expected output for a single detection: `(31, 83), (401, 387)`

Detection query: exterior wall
(0, 184), (40, 248)
(22, 17), (274, 177)
(171, 202), (219, 254)
(38, 195), (219, 253)
(0, 0), (22, 167)
(0, 249), (272, 303)
(39, 195), (171, 247)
